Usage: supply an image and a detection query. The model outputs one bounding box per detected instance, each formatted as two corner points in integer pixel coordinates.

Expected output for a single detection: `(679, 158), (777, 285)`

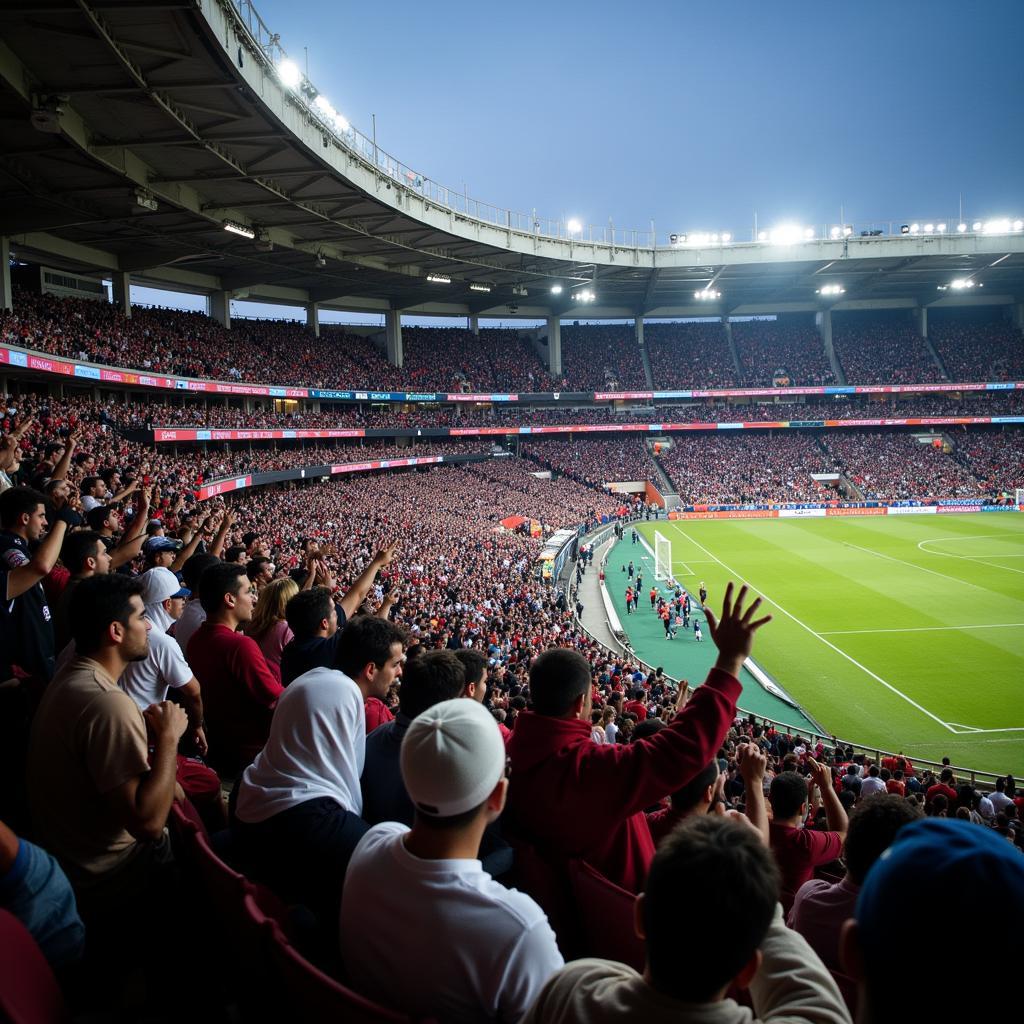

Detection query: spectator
(789, 794), (921, 971)
(0, 816), (85, 970)
(768, 759), (848, 896)
(505, 583), (770, 892)
(523, 815), (850, 1024)
(52, 529), (110, 650)
(186, 562), (282, 775)
(245, 576), (298, 683)
(27, 575), (186, 926)
(858, 763), (887, 798)
(230, 615), (406, 935)
(172, 552), (219, 655)
(454, 647), (488, 702)
(342, 698), (563, 1023)
(0, 485), (79, 681)
(841, 818), (1024, 1022)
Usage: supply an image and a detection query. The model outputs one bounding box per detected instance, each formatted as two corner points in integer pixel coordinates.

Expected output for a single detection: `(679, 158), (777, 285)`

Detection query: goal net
(654, 530), (672, 581)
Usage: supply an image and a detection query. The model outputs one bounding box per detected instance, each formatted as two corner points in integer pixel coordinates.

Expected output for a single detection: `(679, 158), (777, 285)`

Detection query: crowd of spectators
(2, 369), (1023, 1022)
(645, 321), (738, 389)
(820, 432), (983, 500)
(733, 321), (836, 386)
(950, 429), (1024, 494)
(657, 434), (836, 504)
(930, 320), (1024, 382)
(832, 320), (944, 385)
(559, 324), (648, 389)
(522, 438), (657, 487)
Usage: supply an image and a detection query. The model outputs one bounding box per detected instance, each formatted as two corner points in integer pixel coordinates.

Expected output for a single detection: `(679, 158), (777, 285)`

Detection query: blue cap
(857, 818), (1024, 963)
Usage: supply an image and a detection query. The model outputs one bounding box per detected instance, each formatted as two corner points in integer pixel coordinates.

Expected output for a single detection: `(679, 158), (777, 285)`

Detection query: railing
(563, 521), (1011, 790)
(223, 3), (1023, 252)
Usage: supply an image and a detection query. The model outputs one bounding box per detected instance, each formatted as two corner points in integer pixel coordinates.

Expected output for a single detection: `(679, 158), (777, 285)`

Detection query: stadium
(1, 0), (1022, 1020)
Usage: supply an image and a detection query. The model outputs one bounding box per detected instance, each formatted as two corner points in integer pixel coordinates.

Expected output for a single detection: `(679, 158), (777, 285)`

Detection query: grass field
(635, 514), (1024, 776)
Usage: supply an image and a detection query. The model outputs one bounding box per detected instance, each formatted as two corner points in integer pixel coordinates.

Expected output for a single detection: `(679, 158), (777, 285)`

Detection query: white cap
(138, 567), (187, 606)
(400, 698), (506, 818)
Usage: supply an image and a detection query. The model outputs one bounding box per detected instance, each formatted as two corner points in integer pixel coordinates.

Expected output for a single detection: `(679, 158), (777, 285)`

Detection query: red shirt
(886, 779), (906, 796)
(623, 699), (648, 722)
(926, 783), (958, 806)
(769, 822), (845, 895)
(187, 622), (283, 775)
(506, 667), (740, 893)
(364, 697), (394, 734)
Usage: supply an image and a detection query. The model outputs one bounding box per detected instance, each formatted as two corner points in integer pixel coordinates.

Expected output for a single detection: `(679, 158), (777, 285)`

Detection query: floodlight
(817, 284), (845, 297)
(334, 113), (350, 132)
(469, 283), (492, 293)
(757, 231), (768, 241)
(909, 223), (920, 233)
(566, 218), (582, 234)
(721, 232), (732, 242)
(949, 278), (974, 290)
(830, 226), (841, 239)
(924, 224), (934, 233)
(767, 224), (809, 245)
(936, 223), (946, 233)
(803, 227), (815, 239)
(276, 59), (301, 89)
(426, 273), (451, 284)
(972, 221), (982, 231)
(843, 226), (853, 237)
(983, 218), (1011, 234)
(694, 289), (720, 300)
(550, 284), (563, 294)
(223, 221), (255, 239)
(956, 223), (967, 232)
(1015, 220), (1024, 231)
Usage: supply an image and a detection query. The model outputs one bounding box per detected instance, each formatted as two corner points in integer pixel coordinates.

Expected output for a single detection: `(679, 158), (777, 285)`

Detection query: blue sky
(132, 0), (1024, 322)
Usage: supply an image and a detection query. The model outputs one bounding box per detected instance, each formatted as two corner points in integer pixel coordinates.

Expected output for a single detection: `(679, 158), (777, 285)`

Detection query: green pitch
(633, 514), (1024, 777)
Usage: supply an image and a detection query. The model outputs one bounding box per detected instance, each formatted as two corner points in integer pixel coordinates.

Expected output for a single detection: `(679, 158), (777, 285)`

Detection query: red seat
(0, 908), (71, 1024)
(568, 859), (645, 971)
(256, 902), (431, 1024)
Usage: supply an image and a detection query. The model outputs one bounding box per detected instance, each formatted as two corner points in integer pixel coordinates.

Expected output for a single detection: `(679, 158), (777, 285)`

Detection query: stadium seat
(258, 903), (432, 1023)
(568, 859), (645, 971)
(0, 909), (71, 1024)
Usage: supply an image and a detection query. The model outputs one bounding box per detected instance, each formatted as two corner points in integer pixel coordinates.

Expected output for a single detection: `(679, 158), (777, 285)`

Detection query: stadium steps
(725, 326), (743, 381)
(651, 454), (679, 503)
(923, 334), (951, 379)
(813, 436), (864, 499)
(640, 343), (655, 389)
(826, 342), (847, 384)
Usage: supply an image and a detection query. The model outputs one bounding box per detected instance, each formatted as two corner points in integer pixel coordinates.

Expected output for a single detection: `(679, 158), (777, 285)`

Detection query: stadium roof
(1, 0), (1023, 320)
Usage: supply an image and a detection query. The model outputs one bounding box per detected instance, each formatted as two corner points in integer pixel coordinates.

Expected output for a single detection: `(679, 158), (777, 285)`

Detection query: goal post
(654, 530), (672, 582)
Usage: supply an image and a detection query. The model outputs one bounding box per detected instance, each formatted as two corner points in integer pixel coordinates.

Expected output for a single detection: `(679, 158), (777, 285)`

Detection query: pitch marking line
(820, 623), (1024, 636)
(917, 536), (1024, 576)
(671, 525), (957, 733)
(841, 542), (989, 590)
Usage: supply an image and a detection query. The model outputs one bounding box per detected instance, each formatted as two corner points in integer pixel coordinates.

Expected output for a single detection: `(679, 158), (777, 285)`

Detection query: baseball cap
(138, 566), (191, 605)
(856, 818), (1024, 961)
(143, 536), (183, 556)
(400, 698), (506, 818)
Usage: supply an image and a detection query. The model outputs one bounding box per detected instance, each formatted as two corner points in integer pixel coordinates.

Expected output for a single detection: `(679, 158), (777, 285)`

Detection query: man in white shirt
(858, 764), (887, 798)
(340, 698), (563, 1023)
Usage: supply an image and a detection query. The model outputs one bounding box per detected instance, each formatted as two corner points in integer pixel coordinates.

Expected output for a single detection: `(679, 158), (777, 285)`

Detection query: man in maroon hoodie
(506, 582), (770, 893)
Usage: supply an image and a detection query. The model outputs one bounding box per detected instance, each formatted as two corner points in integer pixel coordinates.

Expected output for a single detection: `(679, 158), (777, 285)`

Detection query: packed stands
(657, 433), (835, 504)
(644, 321), (738, 389)
(559, 324), (647, 389)
(930, 319), (1024, 382)
(820, 431), (983, 500)
(832, 317), (944, 384)
(522, 438), (657, 487)
(733, 320), (836, 386)
(951, 428), (1024, 493)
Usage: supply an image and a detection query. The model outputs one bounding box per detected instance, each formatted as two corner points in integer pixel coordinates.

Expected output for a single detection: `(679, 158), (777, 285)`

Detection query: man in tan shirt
(28, 573), (187, 924)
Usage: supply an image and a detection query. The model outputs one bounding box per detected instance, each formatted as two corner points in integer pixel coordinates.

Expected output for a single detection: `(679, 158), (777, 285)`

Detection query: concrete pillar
(818, 308), (834, 356)
(546, 316), (562, 378)
(722, 318), (733, 345)
(111, 271), (131, 318)
(0, 238), (11, 313)
(634, 316), (644, 346)
(915, 306), (928, 339)
(385, 309), (403, 368)
(210, 291), (231, 329)
(468, 316), (479, 335)
(306, 302), (320, 337)
(1012, 302), (1024, 332)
